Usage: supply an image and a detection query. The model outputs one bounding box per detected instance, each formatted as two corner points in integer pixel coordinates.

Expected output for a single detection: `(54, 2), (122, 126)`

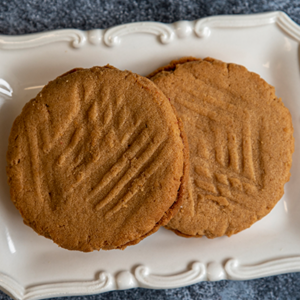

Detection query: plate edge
(0, 11), (299, 50)
(1, 10), (300, 300)
(2, 256), (300, 299)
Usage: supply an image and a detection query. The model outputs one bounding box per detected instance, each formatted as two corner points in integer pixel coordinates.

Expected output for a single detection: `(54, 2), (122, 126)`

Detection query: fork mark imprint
(57, 127), (83, 166)
(105, 142), (168, 218)
(94, 132), (166, 211)
(87, 127), (151, 203)
(228, 132), (239, 172)
(25, 122), (43, 202)
(206, 195), (229, 206)
(195, 179), (217, 194)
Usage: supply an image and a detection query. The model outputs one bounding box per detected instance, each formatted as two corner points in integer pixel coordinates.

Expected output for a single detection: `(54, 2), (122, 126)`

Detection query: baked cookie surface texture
(6, 66), (185, 251)
(149, 57), (294, 238)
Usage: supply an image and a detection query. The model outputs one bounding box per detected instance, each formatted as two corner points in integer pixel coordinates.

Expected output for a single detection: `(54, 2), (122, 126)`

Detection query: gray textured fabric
(0, 0), (300, 33)
(1, 0), (300, 299)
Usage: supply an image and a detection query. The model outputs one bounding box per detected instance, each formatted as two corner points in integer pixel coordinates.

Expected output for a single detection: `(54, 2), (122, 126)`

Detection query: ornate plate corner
(0, 29), (87, 50)
(276, 11), (300, 42)
(134, 262), (206, 289)
(194, 11), (300, 42)
(194, 11), (277, 37)
(225, 257), (300, 281)
(0, 271), (114, 300)
(0, 272), (24, 300)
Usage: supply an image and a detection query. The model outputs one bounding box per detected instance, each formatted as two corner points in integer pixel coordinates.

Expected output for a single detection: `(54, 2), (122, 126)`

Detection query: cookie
(6, 66), (187, 251)
(148, 57), (294, 238)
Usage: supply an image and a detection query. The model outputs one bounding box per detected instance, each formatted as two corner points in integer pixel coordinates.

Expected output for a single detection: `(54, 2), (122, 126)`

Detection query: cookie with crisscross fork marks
(6, 66), (188, 251)
(149, 57), (294, 238)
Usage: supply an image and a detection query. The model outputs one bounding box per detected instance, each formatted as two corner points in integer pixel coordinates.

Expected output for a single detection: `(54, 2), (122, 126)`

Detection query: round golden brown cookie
(148, 57), (294, 238)
(6, 66), (187, 251)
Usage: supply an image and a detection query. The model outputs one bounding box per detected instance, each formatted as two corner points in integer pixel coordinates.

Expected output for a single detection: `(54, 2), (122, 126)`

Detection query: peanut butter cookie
(7, 66), (187, 251)
(149, 57), (294, 238)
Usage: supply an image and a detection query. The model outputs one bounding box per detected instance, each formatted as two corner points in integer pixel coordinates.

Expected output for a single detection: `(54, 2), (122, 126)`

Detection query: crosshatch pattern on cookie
(149, 57), (293, 238)
(174, 91), (261, 213)
(26, 80), (172, 215)
(7, 66), (185, 251)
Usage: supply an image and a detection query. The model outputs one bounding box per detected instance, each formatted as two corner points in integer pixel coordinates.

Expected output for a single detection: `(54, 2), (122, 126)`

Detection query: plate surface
(0, 11), (300, 300)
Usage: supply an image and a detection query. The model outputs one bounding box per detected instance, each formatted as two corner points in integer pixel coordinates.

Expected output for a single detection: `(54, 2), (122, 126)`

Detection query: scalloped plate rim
(0, 11), (300, 300)
(0, 11), (299, 49)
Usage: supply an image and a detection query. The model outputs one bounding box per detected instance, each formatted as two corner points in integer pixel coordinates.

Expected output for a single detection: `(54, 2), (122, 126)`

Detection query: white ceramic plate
(0, 11), (300, 300)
